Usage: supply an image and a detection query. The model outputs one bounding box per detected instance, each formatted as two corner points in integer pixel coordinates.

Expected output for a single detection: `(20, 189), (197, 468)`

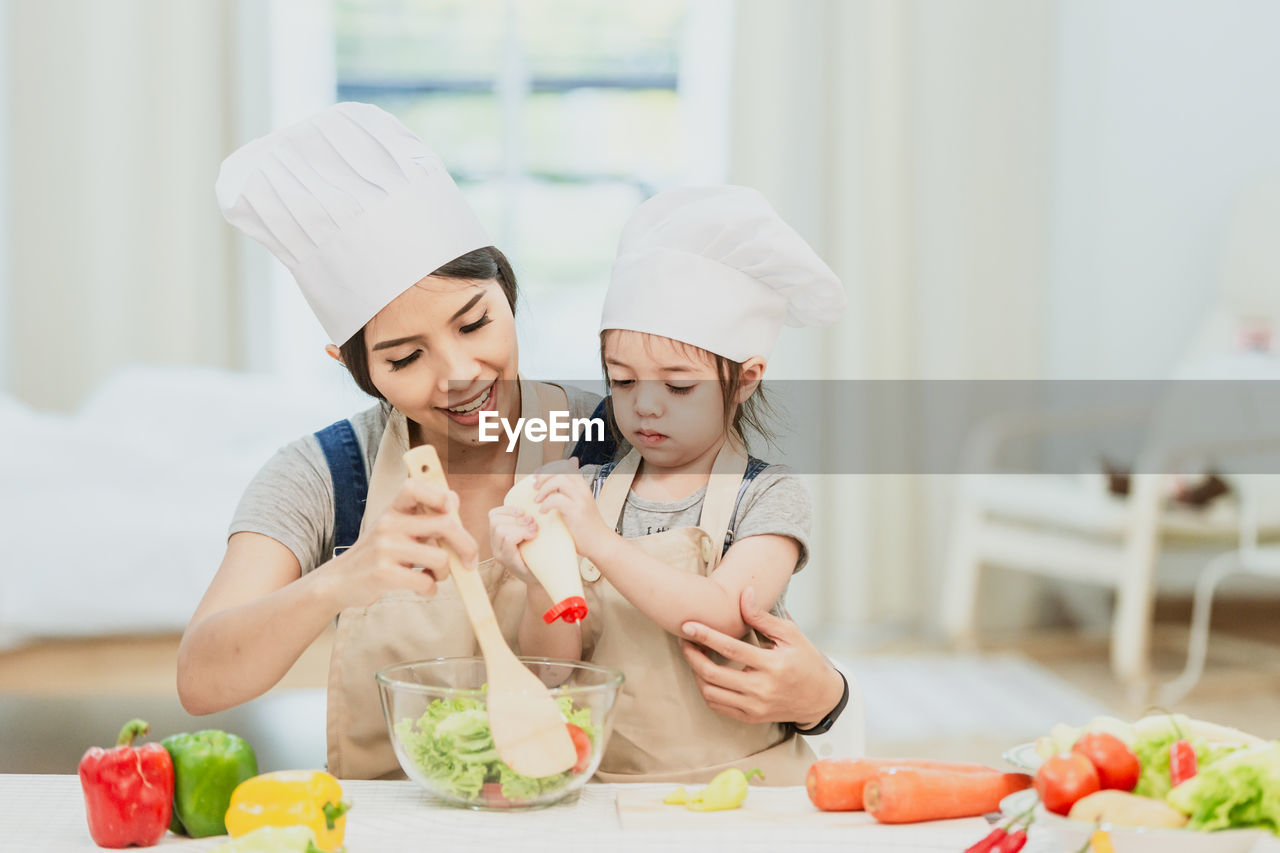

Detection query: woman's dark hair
(337, 246), (517, 401)
(598, 329), (778, 450)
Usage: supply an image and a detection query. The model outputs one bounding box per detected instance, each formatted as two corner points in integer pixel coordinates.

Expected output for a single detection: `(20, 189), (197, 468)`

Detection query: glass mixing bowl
(377, 657), (624, 810)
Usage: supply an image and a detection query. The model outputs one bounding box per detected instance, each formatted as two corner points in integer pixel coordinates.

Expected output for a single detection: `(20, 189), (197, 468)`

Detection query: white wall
(1046, 0), (1280, 379)
(728, 0), (1061, 639)
(6, 0), (244, 411)
(261, 0), (339, 385)
(0, 0), (10, 393)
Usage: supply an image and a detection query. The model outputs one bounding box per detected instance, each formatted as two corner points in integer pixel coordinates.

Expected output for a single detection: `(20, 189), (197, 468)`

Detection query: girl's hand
(488, 505), (538, 585)
(322, 478), (479, 610)
(532, 468), (614, 559)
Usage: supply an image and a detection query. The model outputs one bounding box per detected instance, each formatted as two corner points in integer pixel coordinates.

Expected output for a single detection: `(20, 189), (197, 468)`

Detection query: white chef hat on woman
(215, 102), (491, 345)
(601, 185), (844, 362)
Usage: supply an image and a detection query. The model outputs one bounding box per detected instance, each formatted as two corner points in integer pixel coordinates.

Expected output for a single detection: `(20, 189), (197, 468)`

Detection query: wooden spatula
(403, 444), (576, 778)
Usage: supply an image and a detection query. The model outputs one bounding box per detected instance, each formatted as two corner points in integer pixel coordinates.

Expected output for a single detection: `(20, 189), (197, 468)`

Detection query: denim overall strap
(590, 459), (622, 500)
(315, 419), (368, 557)
(722, 455), (769, 556)
(571, 397), (619, 467)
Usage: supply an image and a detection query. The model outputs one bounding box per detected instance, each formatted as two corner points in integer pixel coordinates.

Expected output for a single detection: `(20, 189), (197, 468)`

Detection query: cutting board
(615, 784), (992, 837)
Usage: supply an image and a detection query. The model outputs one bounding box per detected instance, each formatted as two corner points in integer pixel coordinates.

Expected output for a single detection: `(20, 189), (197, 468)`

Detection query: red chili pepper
(971, 801), (1035, 853)
(992, 829), (1029, 853)
(78, 719), (174, 848)
(964, 826), (1008, 853)
(1170, 739), (1197, 787)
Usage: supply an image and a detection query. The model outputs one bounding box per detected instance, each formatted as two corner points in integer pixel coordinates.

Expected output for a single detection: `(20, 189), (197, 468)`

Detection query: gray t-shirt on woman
(228, 383), (602, 573)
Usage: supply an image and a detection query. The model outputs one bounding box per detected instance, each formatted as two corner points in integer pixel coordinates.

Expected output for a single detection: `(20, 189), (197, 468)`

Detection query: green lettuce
(1166, 743), (1280, 834)
(394, 694), (597, 804)
(1131, 725), (1240, 800)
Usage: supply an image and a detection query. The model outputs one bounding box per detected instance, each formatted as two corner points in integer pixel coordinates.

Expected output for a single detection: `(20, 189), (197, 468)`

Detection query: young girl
(490, 185), (845, 784)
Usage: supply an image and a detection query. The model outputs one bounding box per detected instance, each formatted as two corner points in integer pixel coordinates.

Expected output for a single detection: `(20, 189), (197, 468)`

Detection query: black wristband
(792, 669), (849, 736)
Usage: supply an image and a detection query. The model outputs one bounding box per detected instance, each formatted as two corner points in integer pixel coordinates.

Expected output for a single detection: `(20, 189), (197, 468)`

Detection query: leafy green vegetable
(1132, 727), (1240, 800)
(1166, 743), (1280, 834)
(1036, 716), (1136, 759)
(394, 694), (597, 804)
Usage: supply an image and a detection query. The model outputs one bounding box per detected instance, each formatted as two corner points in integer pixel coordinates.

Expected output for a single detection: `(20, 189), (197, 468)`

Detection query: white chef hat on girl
(215, 102), (491, 345)
(601, 185), (844, 362)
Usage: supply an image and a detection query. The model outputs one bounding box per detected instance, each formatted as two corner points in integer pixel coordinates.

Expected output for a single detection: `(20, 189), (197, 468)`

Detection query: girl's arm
(533, 472), (797, 639)
(588, 532), (796, 638)
(489, 506), (583, 661)
(177, 479), (475, 714)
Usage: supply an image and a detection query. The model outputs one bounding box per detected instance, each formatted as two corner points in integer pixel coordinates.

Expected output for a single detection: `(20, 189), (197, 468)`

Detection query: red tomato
(567, 723), (592, 775)
(1071, 732), (1140, 792)
(481, 781), (514, 808)
(1034, 753), (1101, 815)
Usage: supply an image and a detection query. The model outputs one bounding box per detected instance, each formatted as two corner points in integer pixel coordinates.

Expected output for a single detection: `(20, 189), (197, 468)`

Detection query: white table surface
(0, 775), (1005, 852)
(8, 775), (1279, 853)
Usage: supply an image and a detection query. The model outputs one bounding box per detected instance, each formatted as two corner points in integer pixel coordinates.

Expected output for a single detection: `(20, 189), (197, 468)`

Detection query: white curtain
(729, 0), (1056, 636)
(5, 0), (250, 411)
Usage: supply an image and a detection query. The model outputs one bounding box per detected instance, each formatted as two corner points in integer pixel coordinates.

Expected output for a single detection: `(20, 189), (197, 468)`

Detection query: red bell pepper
(78, 719), (174, 848)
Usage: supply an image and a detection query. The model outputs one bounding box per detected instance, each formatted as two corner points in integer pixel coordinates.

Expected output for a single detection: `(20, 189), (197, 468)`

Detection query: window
(333, 0), (732, 378)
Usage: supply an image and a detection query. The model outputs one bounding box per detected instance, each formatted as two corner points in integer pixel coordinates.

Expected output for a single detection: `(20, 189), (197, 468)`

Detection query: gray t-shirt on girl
(228, 384), (602, 574)
(578, 462), (812, 574)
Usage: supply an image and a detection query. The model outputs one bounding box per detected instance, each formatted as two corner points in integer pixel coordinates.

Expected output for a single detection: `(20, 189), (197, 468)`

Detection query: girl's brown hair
(337, 246), (517, 401)
(599, 329), (777, 449)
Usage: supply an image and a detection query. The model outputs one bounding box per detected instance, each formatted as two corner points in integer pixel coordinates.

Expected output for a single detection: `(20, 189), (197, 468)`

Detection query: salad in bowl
(1003, 713), (1277, 852)
(378, 657), (623, 810)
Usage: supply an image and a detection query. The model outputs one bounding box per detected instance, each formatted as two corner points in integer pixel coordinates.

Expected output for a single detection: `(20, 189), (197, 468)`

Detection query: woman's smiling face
(363, 275), (519, 448)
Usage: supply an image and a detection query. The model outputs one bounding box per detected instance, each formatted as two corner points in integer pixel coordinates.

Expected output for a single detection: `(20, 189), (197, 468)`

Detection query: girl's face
(604, 331), (729, 470)
(362, 276), (519, 448)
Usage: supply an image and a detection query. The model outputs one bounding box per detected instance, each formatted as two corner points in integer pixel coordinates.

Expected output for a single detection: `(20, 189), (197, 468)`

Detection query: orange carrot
(863, 767), (1032, 823)
(805, 758), (997, 812)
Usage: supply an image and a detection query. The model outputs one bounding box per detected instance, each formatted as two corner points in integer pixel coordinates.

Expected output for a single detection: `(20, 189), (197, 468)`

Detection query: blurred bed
(0, 365), (371, 650)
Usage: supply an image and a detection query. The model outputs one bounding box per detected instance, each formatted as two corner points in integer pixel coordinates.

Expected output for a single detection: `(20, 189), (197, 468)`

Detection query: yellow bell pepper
(211, 825), (324, 853)
(1090, 829), (1116, 853)
(664, 768), (763, 812)
(225, 770), (350, 853)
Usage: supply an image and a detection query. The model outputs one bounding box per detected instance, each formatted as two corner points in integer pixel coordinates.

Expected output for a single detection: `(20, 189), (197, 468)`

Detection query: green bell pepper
(161, 729), (258, 837)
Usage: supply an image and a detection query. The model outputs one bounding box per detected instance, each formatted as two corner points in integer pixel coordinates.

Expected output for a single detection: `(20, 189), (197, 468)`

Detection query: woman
(178, 102), (849, 779)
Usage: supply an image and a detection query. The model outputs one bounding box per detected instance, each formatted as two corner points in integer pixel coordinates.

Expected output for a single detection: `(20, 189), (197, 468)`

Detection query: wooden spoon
(403, 444), (576, 778)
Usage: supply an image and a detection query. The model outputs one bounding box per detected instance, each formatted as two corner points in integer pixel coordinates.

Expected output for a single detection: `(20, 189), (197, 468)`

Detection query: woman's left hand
(488, 505), (538, 585)
(680, 587), (845, 728)
(532, 463), (615, 559)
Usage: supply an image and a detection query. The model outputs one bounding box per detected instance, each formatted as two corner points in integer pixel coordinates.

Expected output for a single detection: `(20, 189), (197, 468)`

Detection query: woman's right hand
(323, 478), (479, 609)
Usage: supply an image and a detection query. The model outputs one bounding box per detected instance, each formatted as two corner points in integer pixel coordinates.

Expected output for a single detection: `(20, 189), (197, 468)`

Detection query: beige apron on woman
(326, 379), (571, 779)
(582, 446), (815, 786)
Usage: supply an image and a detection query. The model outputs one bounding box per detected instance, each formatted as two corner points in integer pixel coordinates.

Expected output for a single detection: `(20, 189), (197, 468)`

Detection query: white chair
(1157, 476), (1280, 706)
(940, 179), (1280, 700)
(941, 428), (1280, 700)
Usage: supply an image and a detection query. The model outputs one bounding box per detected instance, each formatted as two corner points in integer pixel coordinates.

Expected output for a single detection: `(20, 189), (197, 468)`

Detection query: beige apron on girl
(582, 446), (815, 786)
(326, 379), (572, 779)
